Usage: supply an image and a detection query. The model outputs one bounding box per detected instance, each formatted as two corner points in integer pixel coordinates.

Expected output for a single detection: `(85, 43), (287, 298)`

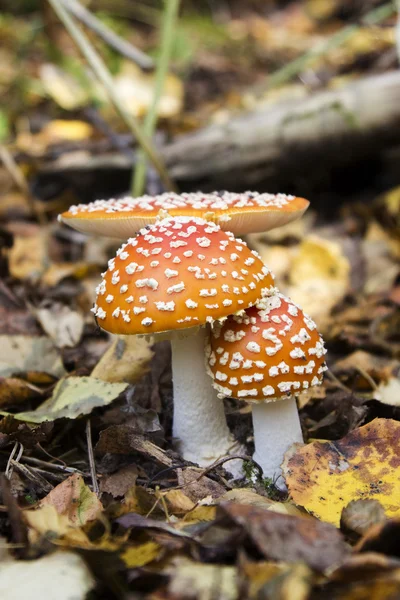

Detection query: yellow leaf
(91, 335), (153, 384)
(114, 62), (183, 119)
(39, 474), (103, 526)
(43, 120), (93, 142)
(283, 419), (400, 527)
(219, 488), (306, 518)
(160, 489), (196, 516)
(286, 236), (350, 326)
(120, 541), (162, 568)
(24, 505), (90, 547)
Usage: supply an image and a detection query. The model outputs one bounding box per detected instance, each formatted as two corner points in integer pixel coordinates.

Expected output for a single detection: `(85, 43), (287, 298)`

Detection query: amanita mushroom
(59, 191), (309, 238)
(93, 216), (276, 466)
(206, 293), (327, 482)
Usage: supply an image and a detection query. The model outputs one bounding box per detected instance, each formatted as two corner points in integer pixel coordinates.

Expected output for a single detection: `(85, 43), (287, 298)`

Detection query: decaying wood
(162, 71), (400, 188)
(39, 72), (400, 190)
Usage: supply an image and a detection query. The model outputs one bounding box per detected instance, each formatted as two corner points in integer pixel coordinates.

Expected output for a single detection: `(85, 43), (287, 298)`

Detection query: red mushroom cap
(206, 294), (327, 401)
(93, 216), (276, 335)
(59, 191), (309, 237)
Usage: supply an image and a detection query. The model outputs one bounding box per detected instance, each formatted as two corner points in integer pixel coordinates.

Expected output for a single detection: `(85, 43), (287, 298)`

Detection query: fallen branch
(39, 72), (400, 191)
(162, 70), (400, 188)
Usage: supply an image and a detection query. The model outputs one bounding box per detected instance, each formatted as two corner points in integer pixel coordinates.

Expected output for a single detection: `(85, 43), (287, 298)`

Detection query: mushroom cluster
(59, 191), (326, 483)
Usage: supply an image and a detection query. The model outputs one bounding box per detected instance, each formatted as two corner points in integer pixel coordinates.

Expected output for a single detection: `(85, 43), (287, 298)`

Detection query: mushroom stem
(252, 397), (303, 484)
(171, 327), (236, 466)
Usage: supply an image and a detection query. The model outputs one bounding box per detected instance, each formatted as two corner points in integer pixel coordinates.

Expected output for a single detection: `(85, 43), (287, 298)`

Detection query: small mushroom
(206, 293), (327, 483)
(93, 216), (276, 467)
(59, 191), (309, 238)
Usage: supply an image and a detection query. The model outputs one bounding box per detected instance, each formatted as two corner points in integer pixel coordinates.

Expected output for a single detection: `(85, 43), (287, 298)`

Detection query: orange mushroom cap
(206, 294), (327, 401)
(93, 216), (276, 335)
(59, 191), (309, 238)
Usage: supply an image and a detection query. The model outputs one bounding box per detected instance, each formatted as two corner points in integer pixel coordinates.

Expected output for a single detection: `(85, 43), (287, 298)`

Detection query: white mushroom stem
(171, 327), (237, 467)
(252, 397), (303, 485)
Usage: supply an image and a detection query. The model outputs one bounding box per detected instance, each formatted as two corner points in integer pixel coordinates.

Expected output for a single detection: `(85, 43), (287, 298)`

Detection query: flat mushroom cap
(93, 216), (275, 335)
(206, 294), (327, 401)
(59, 191), (309, 238)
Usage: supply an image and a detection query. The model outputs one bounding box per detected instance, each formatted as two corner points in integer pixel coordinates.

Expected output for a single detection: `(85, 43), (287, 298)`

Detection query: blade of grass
(132, 0), (180, 197)
(47, 0), (175, 192)
(61, 0), (154, 70)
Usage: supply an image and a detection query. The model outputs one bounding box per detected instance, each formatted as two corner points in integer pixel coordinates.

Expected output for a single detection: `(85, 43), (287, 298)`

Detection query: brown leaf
(99, 465), (138, 498)
(340, 499), (387, 540)
(177, 467), (226, 503)
(219, 503), (349, 572)
(39, 473), (103, 526)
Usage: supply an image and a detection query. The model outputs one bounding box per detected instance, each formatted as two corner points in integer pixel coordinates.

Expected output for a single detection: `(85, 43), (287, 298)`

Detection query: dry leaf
(286, 236), (350, 326)
(121, 541), (162, 568)
(40, 64), (89, 111)
(114, 62), (183, 119)
(219, 488), (305, 517)
(8, 233), (48, 281)
(220, 502), (348, 572)
(33, 303), (85, 349)
(5, 376), (128, 423)
(91, 335), (153, 384)
(0, 335), (65, 379)
(167, 558), (238, 600)
(39, 474), (103, 526)
(284, 419), (400, 527)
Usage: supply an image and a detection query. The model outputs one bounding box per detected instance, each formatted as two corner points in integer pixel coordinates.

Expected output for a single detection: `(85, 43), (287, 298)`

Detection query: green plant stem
(47, 0), (175, 192)
(132, 0), (180, 197)
(257, 1), (397, 95)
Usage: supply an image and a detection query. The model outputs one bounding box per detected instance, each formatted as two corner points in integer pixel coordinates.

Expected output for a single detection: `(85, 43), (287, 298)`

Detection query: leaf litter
(0, 1), (399, 598)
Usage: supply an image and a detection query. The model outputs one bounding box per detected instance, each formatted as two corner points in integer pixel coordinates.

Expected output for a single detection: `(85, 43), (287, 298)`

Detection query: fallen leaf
(121, 541), (163, 568)
(219, 502), (349, 572)
(8, 232), (48, 281)
(177, 467), (226, 502)
(160, 489), (196, 516)
(0, 550), (95, 600)
(32, 303), (85, 349)
(39, 474), (103, 526)
(167, 558), (238, 600)
(4, 376), (128, 423)
(219, 488), (305, 517)
(240, 560), (313, 600)
(40, 64), (89, 111)
(91, 335), (153, 384)
(0, 377), (41, 408)
(24, 505), (91, 547)
(286, 235), (350, 327)
(114, 62), (183, 119)
(0, 335), (65, 378)
(99, 465), (138, 498)
(340, 499), (387, 539)
(284, 419), (400, 526)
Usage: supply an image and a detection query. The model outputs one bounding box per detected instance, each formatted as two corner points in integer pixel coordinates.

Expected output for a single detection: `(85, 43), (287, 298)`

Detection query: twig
(132, 0), (180, 196)
(47, 0), (175, 192)
(86, 418), (99, 496)
(255, 1), (397, 95)
(5, 442), (24, 480)
(60, 0), (154, 70)
(0, 145), (46, 225)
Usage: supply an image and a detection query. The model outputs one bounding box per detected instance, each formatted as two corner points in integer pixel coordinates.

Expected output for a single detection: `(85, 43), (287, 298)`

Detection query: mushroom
(206, 293), (327, 483)
(58, 191), (309, 238)
(93, 216), (276, 467)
